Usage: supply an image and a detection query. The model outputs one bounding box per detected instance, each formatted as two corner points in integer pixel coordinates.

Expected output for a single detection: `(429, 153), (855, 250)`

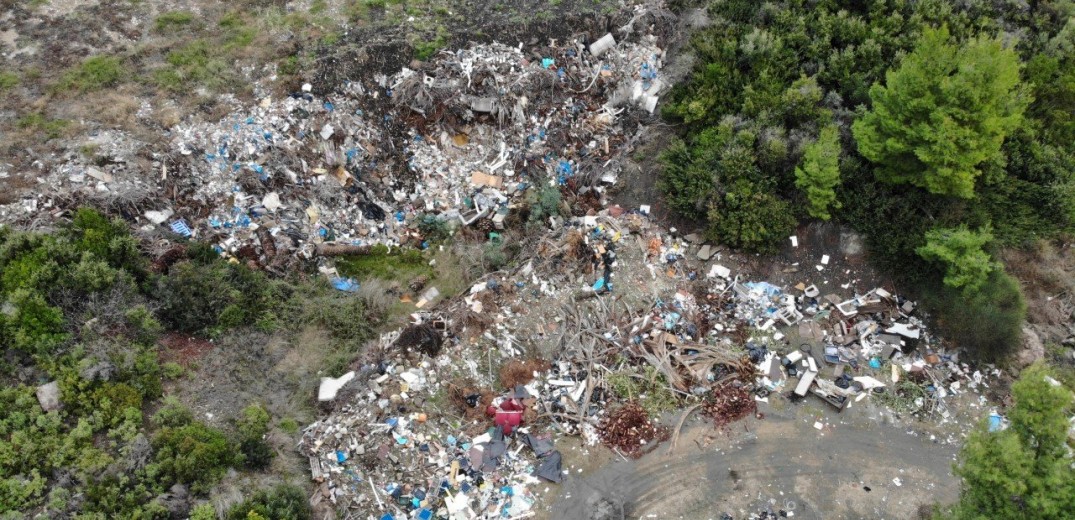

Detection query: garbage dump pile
(301, 209), (1001, 519)
(0, 5), (670, 276)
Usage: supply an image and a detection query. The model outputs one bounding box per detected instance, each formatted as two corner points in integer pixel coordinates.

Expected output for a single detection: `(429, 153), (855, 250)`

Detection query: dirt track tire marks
(551, 412), (958, 519)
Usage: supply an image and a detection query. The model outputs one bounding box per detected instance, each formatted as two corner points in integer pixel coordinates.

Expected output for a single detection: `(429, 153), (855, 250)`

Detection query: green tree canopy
(852, 25), (1028, 198)
(916, 225), (998, 293)
(795, 125), (842, 220)
(953, 365), (1075, 519)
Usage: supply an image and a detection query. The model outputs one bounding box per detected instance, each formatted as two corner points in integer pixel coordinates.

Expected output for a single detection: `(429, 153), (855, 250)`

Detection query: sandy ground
(548, 400), (959, 520)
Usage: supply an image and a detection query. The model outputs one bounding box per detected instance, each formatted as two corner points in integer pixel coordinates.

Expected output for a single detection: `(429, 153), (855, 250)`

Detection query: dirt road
(549, 403), (959, 520)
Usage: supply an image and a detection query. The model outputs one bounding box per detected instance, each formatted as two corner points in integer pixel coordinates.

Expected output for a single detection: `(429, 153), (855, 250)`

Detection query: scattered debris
(6, 4), (672, 295)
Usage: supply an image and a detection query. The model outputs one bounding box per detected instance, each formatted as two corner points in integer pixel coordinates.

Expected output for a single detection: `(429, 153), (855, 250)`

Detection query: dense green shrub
(226, 484), (311, 520)
(237, 404), (273, 470)
(659, 121), (796, 252)
(921, 270), (1026, 362)
(705, 179), (796, 253)
(978, 127), (1075, 245)
(0, 288), (68, 356)
(657, 138), (715, 220)
(125, 349), (165, 400)
(0, 386), (62, 509)
(190, 503), (217, 520)
(82, 473), (167, 519)
(153, 260), (281, 335)
(153, 421), (237, 494)
(125, 305), (164, 345)
(69, 208), (145, 274)
(0, 210), (356, 517)
(89, 383), (144, 428)
(0, 233), (61, 293)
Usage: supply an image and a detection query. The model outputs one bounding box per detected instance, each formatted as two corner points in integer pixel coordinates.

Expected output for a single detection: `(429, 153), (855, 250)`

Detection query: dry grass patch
(1000, 241), (1075, 326)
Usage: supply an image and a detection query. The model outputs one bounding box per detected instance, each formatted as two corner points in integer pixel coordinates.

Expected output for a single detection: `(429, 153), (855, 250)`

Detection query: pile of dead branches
(703, 383), (757, 429)
(597, 401), (669, 458)
(633, 337), (756, 392)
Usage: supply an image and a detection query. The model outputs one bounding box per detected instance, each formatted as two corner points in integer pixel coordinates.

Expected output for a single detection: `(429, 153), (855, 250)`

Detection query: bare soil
(549, 405), (959, 520)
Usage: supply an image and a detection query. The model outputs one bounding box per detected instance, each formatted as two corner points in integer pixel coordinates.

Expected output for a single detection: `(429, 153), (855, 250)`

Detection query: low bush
(154, 11), (194, 32)
(301, 292), (378, 344)
(525, 183), (564, 228)
(482, 240), (510, 270)
(55, 55), (125, 92)
(414, 35), (446, 61)
(606, 365), (679, 417)
(226, 484), (311, 520)
(153, 40), (236, 93)
(335, 244), (432, 282)
(0, 71), (18, 91)
(416, 214), (452, 242)
(152, 396), (194, 428)
(15, 113), (70, 139)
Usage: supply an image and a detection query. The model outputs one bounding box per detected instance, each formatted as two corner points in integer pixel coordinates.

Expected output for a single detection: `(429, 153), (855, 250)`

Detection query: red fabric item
(500, 399), (525, 412)
(495, 410), (523, 434)
(488, 398), (526, 434)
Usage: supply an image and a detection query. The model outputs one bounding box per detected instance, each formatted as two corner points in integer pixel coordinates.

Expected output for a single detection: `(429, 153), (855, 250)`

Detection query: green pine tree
(794, 125), (842, 220)
(916, 225), (998, 294)
(952, 365), (1075, 519)
(852, 26), (1028, 198)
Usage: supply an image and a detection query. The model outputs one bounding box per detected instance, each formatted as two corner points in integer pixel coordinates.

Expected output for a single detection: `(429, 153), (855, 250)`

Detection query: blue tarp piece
(331, 277), (360, 292)
(745, 281), (782, 297)
(988, 413), (1003, 432)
